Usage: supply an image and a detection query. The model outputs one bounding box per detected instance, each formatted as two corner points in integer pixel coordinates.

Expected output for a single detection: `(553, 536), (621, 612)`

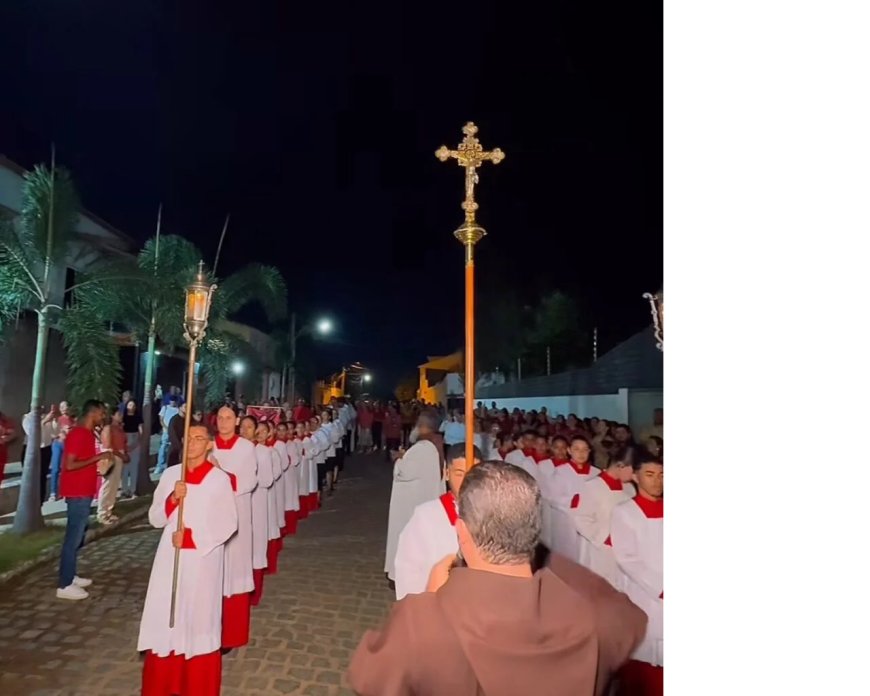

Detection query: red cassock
(142, 649), (222, 696)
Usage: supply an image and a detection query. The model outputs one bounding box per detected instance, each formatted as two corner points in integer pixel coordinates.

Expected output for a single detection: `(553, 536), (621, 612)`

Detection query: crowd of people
(52, 394), (359, 695)
(376, 404), (664, 696)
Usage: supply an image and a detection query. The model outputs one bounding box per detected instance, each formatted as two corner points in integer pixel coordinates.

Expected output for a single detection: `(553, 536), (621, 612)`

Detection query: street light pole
(289, 311), (297, 406)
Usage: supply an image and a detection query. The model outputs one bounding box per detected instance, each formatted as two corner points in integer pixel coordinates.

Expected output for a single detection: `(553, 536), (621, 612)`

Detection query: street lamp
(287, 313), (335, 405)
(363, 373), (372, 383)
(231, 361), (245, 376)
(643, 289), (663, 351)
(170, 261), (216, 628)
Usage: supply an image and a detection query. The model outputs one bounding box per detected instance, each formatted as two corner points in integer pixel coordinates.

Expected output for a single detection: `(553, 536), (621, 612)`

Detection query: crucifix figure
(436, 122), (505, 224)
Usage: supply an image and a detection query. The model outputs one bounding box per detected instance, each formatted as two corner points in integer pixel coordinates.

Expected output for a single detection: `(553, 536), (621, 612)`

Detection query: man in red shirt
(57, 400), (113, 601)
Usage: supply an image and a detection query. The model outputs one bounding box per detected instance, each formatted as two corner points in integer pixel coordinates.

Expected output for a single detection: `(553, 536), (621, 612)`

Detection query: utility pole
(593, 326), (598, 362)
(546, 346), (551, 376)
(289, 311), (297, 405)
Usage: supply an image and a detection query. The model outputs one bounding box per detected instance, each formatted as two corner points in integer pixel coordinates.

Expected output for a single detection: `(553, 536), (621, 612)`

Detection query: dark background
(0, 0), (662, 395)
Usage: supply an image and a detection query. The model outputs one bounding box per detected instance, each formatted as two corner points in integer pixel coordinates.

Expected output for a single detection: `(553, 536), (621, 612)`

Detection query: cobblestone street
(0, 454), (396, 696)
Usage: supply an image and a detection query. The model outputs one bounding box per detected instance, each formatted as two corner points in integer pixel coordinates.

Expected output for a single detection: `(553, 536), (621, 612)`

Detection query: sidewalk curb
(0, 497), (153, 586)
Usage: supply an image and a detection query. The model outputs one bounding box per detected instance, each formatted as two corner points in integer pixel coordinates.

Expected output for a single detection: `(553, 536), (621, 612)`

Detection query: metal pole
(593, 326), (598, 362)
(517, 357), (522, 382)
(546, 346), (551, 376)
(289, 312), (297, 406)
(464, 243), (475, 468)
(170, 339), (198, 628)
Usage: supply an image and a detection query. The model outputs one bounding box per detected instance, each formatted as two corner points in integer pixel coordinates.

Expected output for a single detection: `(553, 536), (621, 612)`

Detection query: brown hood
(436, 567), (599, 696)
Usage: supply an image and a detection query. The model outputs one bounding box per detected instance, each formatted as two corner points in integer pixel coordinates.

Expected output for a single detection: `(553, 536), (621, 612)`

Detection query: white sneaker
(48, 494), (57, 503)
(57, 584), (89, 601)
(72, 576), (93, 588)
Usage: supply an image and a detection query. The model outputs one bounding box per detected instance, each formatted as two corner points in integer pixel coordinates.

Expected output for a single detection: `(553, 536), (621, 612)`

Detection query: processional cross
(436, 122), (505, 243)
(435, 122), (504, 467)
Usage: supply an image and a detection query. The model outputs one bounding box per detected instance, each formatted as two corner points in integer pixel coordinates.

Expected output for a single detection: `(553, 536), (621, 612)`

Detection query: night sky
(0, 1), (662, 393)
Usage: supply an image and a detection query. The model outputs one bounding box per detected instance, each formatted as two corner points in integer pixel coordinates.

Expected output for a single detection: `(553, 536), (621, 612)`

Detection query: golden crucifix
(436, 122), (505, 227)
(436, 122), (504, 468)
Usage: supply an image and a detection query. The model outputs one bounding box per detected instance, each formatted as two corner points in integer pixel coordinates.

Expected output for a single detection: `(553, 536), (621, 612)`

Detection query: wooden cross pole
(436, 122), (504, 468)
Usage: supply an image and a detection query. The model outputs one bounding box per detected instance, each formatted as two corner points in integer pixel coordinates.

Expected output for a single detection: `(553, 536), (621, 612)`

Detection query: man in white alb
(394, 443), (481, 600)
(611, 450), (663, 695)
(240, 415), (272, 606)
(211, 405), (258, 650)
(384, 410), (445, 583)
(138, 423), (237, 695)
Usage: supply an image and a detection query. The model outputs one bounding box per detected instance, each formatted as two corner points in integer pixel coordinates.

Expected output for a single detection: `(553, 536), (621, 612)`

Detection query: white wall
(626, 388), (663, 434)
(487, 390), (629, 422)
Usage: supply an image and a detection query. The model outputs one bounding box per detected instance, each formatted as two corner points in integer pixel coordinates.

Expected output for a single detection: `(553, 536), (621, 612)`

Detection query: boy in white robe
(294, 422), (312, 519)
(273, 426), (295, 536)
(278, 422), (301, 533)
(547, 435), (600, 509)
(255, 423), (282, 576)
(138, 423), (237, 696)
(240, 415), (272, 606)
(394, 443), (481, 600)
(211, 406), (258, 650)
(504, 430), (537, 479)
(571, 445), (636, 584)
(384, 411), (445, 583)
(301, 421), (320, 514)
(267, 422), (287, 541)
(611, 451), (663, 696)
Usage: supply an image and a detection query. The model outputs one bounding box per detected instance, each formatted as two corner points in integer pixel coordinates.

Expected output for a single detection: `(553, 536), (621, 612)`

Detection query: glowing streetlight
(231, 361), (245, 376)
(317, 318), (333, 334)
(363, 373), (372, 383)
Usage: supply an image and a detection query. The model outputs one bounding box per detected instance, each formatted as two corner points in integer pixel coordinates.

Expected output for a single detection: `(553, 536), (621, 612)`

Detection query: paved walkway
(0, 453), (396, 696)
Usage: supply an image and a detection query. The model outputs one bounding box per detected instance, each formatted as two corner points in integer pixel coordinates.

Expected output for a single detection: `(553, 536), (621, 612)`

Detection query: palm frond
(0, 220), (41, 336)
(198, 328), (263, 410)
(215, 263), (287, 322)
(19, 164), (80, 266)
(69, 258), (148, 334)
(60, 302), (122, 410)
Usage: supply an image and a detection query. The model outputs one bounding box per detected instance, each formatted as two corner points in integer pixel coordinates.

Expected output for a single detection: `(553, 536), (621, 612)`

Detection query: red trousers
(615, 660), (663, 696)
(283, 509), (298, 536)
(142, 650), (221, 696)
(221, 593), (251, 649)
(250, 567), (266, 606)
(266, 538), (280, 575)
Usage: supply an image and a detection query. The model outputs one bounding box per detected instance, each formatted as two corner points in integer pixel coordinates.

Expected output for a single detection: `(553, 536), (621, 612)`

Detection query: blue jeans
(58, 497), (91, 588)
(49, 440), (64, 497)
(155, 431), (170, 474)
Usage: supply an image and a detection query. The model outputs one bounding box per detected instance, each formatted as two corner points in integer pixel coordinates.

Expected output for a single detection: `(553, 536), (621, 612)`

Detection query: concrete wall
(0, 316), (70, 461)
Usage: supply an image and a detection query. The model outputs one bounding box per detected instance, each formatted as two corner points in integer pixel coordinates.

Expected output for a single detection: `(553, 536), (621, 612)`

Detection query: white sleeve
(393, 509), (432, 600)
(148, 467), (179, 528)
(394, 445), (429, 482)
(572, 483), (608, 544)
(611, 503), (663, 599)
(235, 449), (259, 495)
(256, 447), (275, 488)
(195, 473), (238, 557)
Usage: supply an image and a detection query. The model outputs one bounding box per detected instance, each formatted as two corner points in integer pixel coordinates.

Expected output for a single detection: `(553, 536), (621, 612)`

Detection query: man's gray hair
(457, 460), (541, 565)
(416, 408), (441, 433)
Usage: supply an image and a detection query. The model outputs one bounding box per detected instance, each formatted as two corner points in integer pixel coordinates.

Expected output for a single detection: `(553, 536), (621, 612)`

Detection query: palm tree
(0, 160), (121, 533)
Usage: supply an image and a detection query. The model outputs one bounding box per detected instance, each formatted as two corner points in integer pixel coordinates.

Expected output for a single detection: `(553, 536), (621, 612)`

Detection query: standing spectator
(400, 402), (415, 448)
(0, 410), (16, 483)
(357, 403), (374, 453)
(47, 401), (74, 502)
(372, 401), (385, 452)
(57, 400), (113, 601)
(292, 398), (313, 424)
(122, 400), (144, 498)
(22, 406), (58, 505)
(383, 404), (403, 458)
(97, 409), (128, 524)
(155, 396), (179, 474)
(439, 411), (466, 458)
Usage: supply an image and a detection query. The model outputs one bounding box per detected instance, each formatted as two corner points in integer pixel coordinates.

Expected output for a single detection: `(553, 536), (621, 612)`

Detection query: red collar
(498, 448), (511, 458)
(634, 495), (664, 518)
(214, 434), (239, 450)
(184, 461), (214, 485)
(522, 447), (536, 457)
(532, 453), (550, 464)
(552, 458), (571, 468)
(439, 492), (458, 526)
(265, 437), (277, 447)
(599, 470), (624, 491)
(568, 460), (591, 475)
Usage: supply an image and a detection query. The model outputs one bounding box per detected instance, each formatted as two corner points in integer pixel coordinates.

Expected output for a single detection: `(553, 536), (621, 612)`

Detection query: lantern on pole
(169, 261), (217, 628)
(643, 289), (663, 351)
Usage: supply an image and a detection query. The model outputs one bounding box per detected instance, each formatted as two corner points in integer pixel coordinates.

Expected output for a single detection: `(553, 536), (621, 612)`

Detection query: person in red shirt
(57, 400), (113, 601)
(291, 398), (313, 424)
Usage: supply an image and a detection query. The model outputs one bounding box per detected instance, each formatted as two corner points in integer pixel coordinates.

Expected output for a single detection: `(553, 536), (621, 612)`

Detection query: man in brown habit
(348, 460), (647, 696)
